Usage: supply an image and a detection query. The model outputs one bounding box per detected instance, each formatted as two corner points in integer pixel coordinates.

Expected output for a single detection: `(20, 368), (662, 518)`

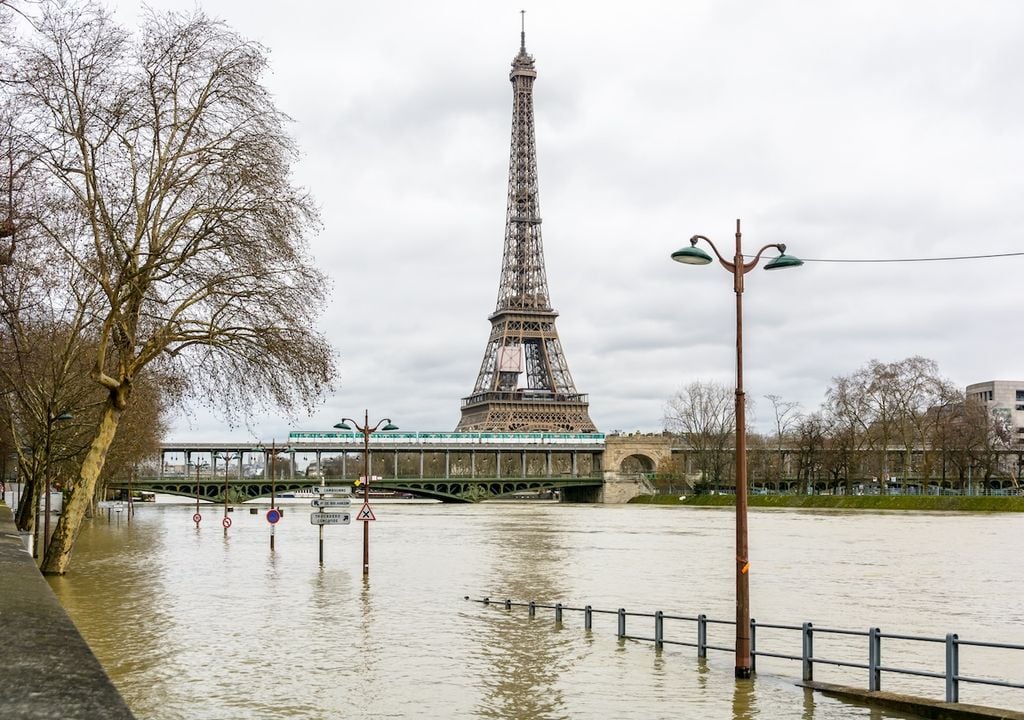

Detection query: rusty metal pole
(222, 454), (231, 536)
(194, 456), (201, 528)
(733, 218), (752, 679)
(268, 438), (276, 553)
(127, 465), (134, 523)
(362, 409), (371, 575)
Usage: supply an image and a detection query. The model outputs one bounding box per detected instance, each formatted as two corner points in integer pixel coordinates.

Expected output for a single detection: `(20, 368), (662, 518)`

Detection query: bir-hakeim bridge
(114, 431), (671, 504)
(114, 429), (1024, 504)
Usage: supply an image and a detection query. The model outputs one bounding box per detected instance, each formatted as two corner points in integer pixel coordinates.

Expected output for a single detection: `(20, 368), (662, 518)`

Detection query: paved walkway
(802, 681), (1024, 720)
(0, 505), (135, 719)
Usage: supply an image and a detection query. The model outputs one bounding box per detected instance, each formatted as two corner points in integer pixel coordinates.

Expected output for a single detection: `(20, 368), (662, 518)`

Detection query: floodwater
(46, 501), (1024, 720)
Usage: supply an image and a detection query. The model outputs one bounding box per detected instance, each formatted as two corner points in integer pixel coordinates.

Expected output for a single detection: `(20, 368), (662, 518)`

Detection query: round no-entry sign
(192, 512), (202, 524)
(266, 508), (281, 524)
(222, 516), (232, 528)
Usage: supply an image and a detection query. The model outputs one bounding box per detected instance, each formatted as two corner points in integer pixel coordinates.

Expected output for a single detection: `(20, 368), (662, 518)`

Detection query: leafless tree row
(0, 1), (336, 573)
(663, 357), (1016, 495)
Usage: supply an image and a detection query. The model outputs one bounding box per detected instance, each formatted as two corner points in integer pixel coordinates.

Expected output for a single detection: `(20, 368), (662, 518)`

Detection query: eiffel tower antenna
(457, 23), (597, 433)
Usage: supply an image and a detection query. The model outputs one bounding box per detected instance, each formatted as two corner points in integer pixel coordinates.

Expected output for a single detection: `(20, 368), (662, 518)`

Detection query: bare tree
(764, 393), (801, 486)
(885, 357), (957, 484)
(824, 356), (962, 493)
(823, 373), (872, 487)
(664, 381), (736, 493)
(793, 411), (826, 494)
(8, 2), (335, 573)
(928, 394), (993, 492)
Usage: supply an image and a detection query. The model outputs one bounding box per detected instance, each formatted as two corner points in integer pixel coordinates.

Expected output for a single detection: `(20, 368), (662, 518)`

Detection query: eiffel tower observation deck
(457, 22), (597, 433)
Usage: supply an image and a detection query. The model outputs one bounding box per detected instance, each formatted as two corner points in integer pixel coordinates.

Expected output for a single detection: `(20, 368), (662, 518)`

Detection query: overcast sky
(103, 0), (1024, 442)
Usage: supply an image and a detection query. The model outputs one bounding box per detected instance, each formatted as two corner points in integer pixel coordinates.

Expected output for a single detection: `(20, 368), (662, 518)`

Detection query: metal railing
(465, 597), (1024, 705)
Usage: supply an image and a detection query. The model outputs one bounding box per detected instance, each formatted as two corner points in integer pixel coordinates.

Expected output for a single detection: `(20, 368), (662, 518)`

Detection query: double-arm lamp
(672, 218), (802, 678)
(333, 412), (398, 575)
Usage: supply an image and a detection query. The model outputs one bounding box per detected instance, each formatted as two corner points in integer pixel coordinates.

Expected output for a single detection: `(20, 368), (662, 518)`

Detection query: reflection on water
(47, 502), (1023, 719)
(475, 511), (571, 720)
(732, 679), (757, 720)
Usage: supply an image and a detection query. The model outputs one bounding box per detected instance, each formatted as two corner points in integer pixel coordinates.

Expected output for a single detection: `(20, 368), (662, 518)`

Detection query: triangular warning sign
(357, 503), (376, 522)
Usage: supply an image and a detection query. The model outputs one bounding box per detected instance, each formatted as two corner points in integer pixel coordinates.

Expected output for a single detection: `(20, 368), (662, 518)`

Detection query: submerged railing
(465, 597), (1024, 706)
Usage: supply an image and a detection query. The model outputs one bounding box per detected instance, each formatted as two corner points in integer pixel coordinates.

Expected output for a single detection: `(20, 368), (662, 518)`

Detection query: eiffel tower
(457, 23), (596, 433)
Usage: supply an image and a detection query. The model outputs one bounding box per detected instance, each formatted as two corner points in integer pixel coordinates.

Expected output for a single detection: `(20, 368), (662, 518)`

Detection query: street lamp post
(334, 411), (398, 576)
(264, 442), (289, 551)
(672, 218), (802, 678)
(214, 451), (240, 535)
(190, 455), (208, 528)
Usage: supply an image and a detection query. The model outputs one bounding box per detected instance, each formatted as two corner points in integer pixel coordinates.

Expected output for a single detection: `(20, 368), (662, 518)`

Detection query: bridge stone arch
(597, 433), (673, 502)
(602, 434), (673, 473)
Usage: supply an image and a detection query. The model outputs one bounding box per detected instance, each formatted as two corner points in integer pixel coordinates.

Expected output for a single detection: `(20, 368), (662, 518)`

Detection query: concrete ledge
(801, 681), (1024, 720)
(0, 505), (135, 719)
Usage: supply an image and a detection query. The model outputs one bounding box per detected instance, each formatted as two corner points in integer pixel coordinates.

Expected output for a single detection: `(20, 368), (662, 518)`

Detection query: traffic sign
(294, 486), (352, 496)
(266, 508), (282, 524)
(192, 512), (202, 524)
(356, 503), (376, 522)
(311, 498), (351, 507)
(310, 512), (351, 526)
(222, 516), (232, 528)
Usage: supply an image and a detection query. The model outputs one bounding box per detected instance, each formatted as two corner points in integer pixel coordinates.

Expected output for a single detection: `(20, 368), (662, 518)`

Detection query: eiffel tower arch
(457, 23), (597, 433)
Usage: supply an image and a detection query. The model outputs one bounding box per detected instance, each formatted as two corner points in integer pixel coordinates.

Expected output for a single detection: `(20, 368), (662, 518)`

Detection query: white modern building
(965, 380), (1024, 447)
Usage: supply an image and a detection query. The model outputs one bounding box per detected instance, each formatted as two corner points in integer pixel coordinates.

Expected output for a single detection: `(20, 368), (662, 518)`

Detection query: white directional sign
(311, 498), (351, 507)
(293, 486), (352, 497)
(310, 512), (351, 526)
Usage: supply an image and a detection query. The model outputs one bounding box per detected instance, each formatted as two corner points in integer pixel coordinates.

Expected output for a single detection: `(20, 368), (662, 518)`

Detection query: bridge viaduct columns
(159, 445), (603, 485)
(156, 437), (680, 504)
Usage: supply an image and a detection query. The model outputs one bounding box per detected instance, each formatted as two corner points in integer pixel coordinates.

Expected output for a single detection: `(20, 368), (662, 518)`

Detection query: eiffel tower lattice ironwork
(457, 25), (596, 433)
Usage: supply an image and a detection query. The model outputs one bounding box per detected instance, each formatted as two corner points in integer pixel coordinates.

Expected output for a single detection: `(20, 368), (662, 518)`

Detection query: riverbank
(629, 493), (1024, 511)
(0, 504), (135, 719)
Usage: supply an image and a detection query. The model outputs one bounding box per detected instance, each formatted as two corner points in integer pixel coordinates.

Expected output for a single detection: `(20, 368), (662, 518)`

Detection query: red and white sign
(356, 503), (376, 522)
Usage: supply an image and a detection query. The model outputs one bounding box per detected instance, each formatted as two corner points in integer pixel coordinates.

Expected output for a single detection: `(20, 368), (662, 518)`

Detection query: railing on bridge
(465, 597), (1024, 708)
(286, 430), (605, 446)
(153, 431), (610, 503)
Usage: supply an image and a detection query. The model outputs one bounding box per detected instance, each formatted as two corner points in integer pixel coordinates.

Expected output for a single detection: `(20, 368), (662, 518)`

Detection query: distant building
(965, 380), (1024, 446)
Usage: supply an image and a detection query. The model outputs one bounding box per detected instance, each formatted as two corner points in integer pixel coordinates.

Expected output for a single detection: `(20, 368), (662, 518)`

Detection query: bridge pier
(599, 472), (657, 503)
(561, 484), (602, 503)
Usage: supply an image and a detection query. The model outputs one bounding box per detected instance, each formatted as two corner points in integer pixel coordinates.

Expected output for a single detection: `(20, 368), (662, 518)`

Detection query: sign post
(310, 512), (351, 525)
(265, 506), (282, 549)
(308, 485), (353, 565)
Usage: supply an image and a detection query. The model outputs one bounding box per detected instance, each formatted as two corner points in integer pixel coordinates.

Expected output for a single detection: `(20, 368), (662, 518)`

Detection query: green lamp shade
(333, 422), (352, 430)
(671, 246), (713, 265)
(763, 253), (804, 270)
(382, 423), (399, 431)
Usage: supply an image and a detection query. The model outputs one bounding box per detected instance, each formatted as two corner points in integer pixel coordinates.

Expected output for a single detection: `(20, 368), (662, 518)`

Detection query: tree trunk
(15, 476), (38, 532)
(41, 400), (123, 575)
